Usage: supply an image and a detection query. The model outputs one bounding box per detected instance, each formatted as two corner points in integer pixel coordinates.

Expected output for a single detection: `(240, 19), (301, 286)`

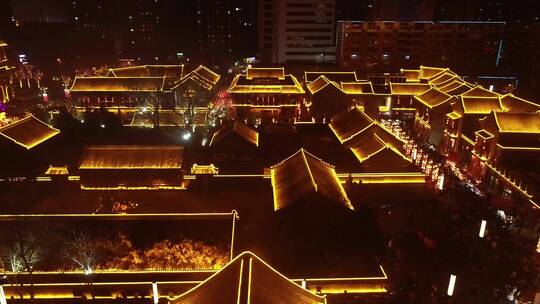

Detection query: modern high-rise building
(373, 0), (434, 20)
(334, 0), (376, 21)
(195, 0), (257, 65)
(501, 21), (540, 100)
(114, 0), (163, 61)
(9, 0), (69, 24)
(68, 0), (187, 65)
(337, 21), (505, 75)
(271, 0), (336, 64)
(257, 0), (274, 63)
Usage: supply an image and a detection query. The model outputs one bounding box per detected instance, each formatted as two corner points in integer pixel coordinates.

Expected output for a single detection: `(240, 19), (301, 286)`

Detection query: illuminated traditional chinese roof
(461, 96), (503, 114)
(419, 66), (447, 79)
(304, 71), (359, 83)
(341, 82), (374, 94)
(190, 164), (219, 175)
(446, 84), (474, 96)
(45, 165), (69, 175)
(69, 77), (169, 92)
(346, 126), (409, 163)
(0, 40), (7, 47)
(461, 86), (500, 98)
(228, 68), (305, 94)
(210, 121), (259, 147)
(329, 107), (408, 165)
(270, 149), (353, 211)
(428, 71), (458, 86)
(414, 87), (452, 108)
(0, 115), (60, 149)
(437, 80), (472, 94)
(446, 111), (462, 120)
(475, 129), (494, 140)
(172, 65), (221, 91)
(400, 69), (420, 82)
(500, 94), (540, 113)
(247, 67), (285, 80)
(171, 251), (326, 304)
(306, 75), (342, 94)
(347, 131), (389, 162)
(491, 112), (540, 133)
(390, 83), (431, 95)
(79, 145), (183, 169)
(329, 107), (374, 143)
(106, 65), (184, 79)
(306, 75), (372, 95)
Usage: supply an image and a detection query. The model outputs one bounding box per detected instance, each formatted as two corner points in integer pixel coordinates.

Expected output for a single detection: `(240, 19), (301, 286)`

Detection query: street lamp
(479, 220), (487, 238)
(182, 130), (192, 141)
(152, 282), (159, 304)
(0, 286), (6, 304)
(447, 274), (457, 296)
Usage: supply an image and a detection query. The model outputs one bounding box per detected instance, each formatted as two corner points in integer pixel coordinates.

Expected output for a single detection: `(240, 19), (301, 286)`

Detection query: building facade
(0, 40), (12, 105)
(228, 67), (305, 124)
(257, 0), (275, 63)
(272, 0), (336, 64)
(195, 0), (257, 65)
(69, 64), (220, 126)
(337, 21), (505, 75)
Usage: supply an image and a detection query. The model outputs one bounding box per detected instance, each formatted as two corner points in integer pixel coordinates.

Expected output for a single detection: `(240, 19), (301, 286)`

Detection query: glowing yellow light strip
(246, 67), (285, 80)
(214, 174), (267, 178)
(414, 116), (431, 129)
(500, 93), (540, 111)
(170, 253), (251, 301)
(334, 121), (375, 144)
(298, 268), (387, 281)
(306, 75), (340, 94)
(485, 163), (533, 199)
(415, 92), (452, 109)
(461, 134), (474, 145)
(0, 211), (236, 220)
(373, 133), (411, 162)
(230, 210), (239, 260)
(5, 280), (204, 287)
(233, 104), (299, 108)
(331, 167), (354, 210)
(351, 144), (387, 163)
(336, 172), (426, 184)
(270, 167), (280, 211)
(236, 259), (244, 304)
(80, 165), (182, 169)
(392, 107), (416, 111)
(475, 130), (494, 139)
(471, 150), (488, 162)
(444, 130), (458, 138)
(247, 252), (326, 302)
(81, 185), (186, 191)
(495, 144), (540, 151)
(336, 172), (425, 178)
(305, 71), (359, 83)
(247, 257), (253, 304)
(301, 149), (318, 192)
(308, 286), (387, 294)
(528, 199), (540, 209)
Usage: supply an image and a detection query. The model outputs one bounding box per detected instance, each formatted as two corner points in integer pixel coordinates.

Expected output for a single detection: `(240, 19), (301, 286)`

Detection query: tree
(141, 239), (229, 270)
(0, 228), (42, 299)
(4, 230), (41, 273)
(62, 233), (96, 274)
